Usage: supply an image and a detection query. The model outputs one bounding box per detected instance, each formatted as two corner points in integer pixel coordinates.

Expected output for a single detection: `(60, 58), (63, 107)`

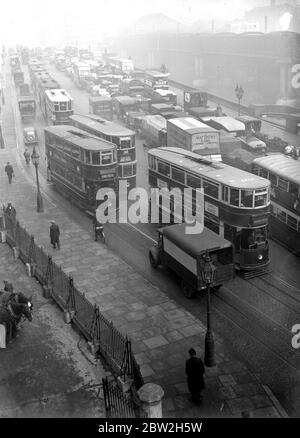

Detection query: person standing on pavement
(185, 348), (206, 404)
(4, 162), (14, 184)
(5, 202), (16, 219)
(50, 220), (60, 249)
(24, 149), (31, 165)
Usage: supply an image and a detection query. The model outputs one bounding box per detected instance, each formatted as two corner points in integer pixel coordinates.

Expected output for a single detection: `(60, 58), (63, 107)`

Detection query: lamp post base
(204, 331), (216, 367)
(37, 192), (44, 213)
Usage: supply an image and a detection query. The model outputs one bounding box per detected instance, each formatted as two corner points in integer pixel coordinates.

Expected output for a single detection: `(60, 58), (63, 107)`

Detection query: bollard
(137, 383), (164, 418)
(0, 230), (6, 243)
(13, 247), (19, 259)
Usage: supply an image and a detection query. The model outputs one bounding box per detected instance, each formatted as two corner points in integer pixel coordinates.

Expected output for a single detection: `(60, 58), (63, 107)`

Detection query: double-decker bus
(69, 114), (136, 189)
(40, 89), (73, 125)
(148, 147), (271, 276)
(252, 154), (300, 255)
(45, 125), (118, 211)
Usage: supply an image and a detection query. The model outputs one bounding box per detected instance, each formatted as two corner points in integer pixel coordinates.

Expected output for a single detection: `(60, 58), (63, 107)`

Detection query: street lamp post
(201, 250), (216, 367)
(235, 84), (244, 116)
(31, 146), (44, 213)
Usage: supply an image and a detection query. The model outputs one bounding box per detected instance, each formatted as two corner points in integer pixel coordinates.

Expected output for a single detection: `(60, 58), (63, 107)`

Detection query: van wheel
(149, 251), (158, 269)
(181, 281), (196, 299)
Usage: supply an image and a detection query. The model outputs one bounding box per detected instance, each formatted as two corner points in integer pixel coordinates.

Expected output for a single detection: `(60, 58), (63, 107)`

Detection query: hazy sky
(0, 0), (269, 46)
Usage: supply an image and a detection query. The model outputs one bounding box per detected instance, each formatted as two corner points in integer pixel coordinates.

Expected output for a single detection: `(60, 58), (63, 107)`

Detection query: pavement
(0, 241), (107, 418)
(0, 74), (290, 418)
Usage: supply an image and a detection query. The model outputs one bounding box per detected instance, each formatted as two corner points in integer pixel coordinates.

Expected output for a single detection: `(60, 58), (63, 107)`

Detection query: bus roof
(168, 117), (218, 134)
(45, 89), (73, 102)
(45, 125), (116, 151)
(160, 224), (232, 258)
(253, 154), (300, 185)
(149, 147), (270, 189)
(113, 96), (137, 105)
(202, 116), (245, 133)
(70, 114), (135, 137)
(145, 70), (170, 78)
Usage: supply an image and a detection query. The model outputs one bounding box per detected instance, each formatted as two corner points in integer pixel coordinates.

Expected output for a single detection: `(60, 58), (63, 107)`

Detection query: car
(23, 127), (38, 145)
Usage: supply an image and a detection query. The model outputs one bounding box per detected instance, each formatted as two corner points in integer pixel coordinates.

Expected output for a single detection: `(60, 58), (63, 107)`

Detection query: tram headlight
(258, 254), (263, 261)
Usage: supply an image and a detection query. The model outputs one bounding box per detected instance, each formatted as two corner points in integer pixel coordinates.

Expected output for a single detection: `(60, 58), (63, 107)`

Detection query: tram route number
(98, 421), (203, 434)
(291, 324), (300, 349)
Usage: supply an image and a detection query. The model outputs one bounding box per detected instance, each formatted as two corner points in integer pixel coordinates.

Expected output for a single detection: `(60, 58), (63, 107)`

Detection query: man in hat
(50, 220), (60, 249)
(4, 162), (14, 184)
(185, 348), (206, 404)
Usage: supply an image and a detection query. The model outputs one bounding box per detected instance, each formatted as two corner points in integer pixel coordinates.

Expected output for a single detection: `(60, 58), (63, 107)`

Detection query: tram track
(211, 285), (300, 372)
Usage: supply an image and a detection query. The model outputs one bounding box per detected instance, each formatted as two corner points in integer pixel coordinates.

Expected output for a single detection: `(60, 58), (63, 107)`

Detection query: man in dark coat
(185, 348), (205, 403)
(93, 213), (104, 241)
(50, 220), (60, 249)
(4, 162), (14, 184)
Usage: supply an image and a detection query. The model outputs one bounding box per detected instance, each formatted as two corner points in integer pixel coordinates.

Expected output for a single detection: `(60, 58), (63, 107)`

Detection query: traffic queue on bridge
(7, 45), (300, 290)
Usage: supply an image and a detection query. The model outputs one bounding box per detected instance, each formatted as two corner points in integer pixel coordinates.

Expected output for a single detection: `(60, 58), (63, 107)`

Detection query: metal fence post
(43, 255), (53, 299)
(64, 275), (76, 323)
(26, 235), (36, 276)
(88, 305), (100, 355)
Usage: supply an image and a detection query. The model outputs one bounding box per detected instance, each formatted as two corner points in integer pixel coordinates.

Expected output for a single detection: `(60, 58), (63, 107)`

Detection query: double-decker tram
(148, 147), (271, 276)
(69, 114), (136, 189)
(252, 154), (300, 255)
(45, 125), (118, 211)
(41, 89), (74, 125)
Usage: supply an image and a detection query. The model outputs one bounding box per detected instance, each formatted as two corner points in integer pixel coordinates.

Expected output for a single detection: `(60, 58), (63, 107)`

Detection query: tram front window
(241, 227), (266, 249)
(241, 190), (253, 207)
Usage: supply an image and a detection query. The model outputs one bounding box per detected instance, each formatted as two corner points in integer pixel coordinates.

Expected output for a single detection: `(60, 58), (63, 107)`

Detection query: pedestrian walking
(5, 202), (16, 218)
(4, 162), (14, 184)
(185, 348), (206, 404)
(93, 212), (104, 242)
(50, 220), (60, 249)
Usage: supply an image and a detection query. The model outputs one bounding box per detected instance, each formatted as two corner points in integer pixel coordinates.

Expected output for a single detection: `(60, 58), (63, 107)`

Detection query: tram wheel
(181, 281), (196, 299)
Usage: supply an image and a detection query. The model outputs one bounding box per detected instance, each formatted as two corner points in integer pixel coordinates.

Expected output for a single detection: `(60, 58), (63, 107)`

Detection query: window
(85, 151), (91, 163)
(203, 179), (219, 199)
(187, 174), (201, 188)
(259, 168), (268, 179)
(269, 172), (277, 186)
(222, 186), (229, 203)
(54, 103), (59, 111)
(157, 161), (170, 177)
(148, 154), (156, 170)
(92, 152), (100, 165)
(254, 192), (267, 207)
(278, 178), (288, 191)
(230, 188), (239, 206)
(287, 215), (297, 230)
(122, 163), (133, 177)
(241, 190), (253, 207)
(171, 167), (185, 184)
(60, 102), (67, 111)
(277, 210), (287, 223)
(289, 182), (299, 196)
(101, 152), (112, 165)
(72, 147), (80, 159)
(120, 138), (132, 149)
